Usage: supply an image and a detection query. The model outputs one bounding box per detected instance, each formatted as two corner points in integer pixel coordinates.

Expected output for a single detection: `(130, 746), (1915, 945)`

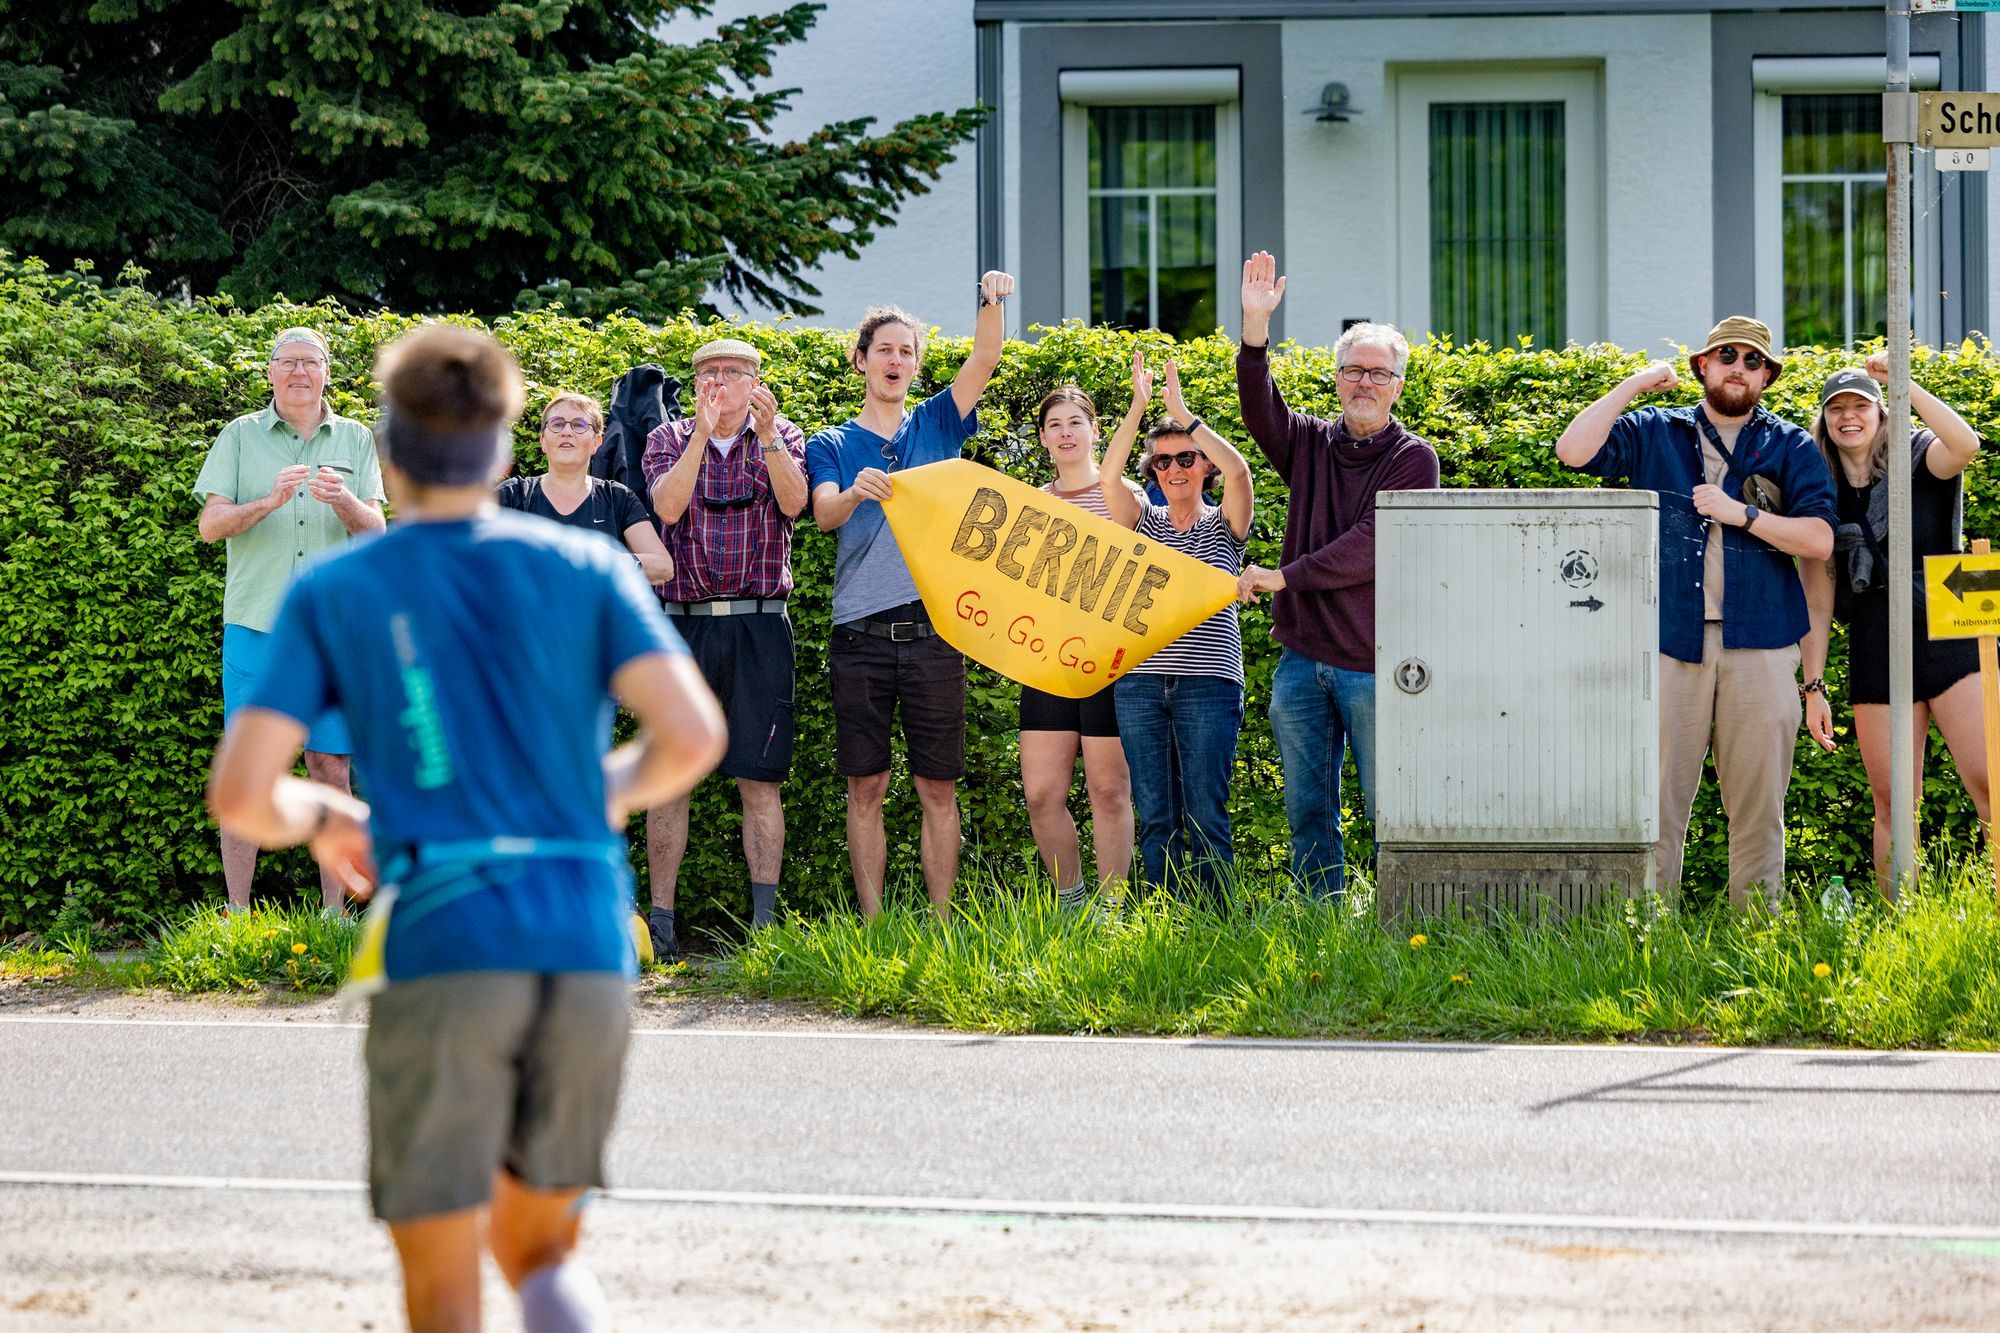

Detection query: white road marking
(1, 1170), (1995, 1241)
(3, 1014), (1998, 1061)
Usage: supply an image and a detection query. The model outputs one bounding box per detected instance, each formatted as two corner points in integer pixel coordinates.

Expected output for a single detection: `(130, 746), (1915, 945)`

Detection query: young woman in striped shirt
(1100, 351), (1255, 901)
(1018, 386), (1146, 907)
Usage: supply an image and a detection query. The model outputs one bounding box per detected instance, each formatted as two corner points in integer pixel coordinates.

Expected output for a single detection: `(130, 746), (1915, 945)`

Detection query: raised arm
(1555, 362), (1678, 469)
(751, 388), (809, 519)
(1864, 351), (1983, 479)
(1099, 349), (1151, 530)
(950, 270), (1015, 419)
(1162, 359), (1253, 542)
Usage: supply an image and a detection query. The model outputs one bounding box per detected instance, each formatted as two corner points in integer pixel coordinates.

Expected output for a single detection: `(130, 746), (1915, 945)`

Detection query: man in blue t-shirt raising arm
(806, 270), (1016, 918)
(208, 325), (726, 1332)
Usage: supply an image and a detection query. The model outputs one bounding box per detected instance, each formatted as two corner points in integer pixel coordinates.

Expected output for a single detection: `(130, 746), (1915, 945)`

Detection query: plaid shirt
(640, 415), (806, 602)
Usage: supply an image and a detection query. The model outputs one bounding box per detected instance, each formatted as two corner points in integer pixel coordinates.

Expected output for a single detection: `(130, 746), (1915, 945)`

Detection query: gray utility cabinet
(1373, 489), (1661, 921)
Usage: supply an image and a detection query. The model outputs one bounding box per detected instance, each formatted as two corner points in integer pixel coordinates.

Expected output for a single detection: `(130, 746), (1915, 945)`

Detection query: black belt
(850, 609), (934, 642)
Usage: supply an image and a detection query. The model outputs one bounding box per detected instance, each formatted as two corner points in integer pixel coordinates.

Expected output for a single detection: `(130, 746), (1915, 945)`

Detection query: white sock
(519, 1261), (608, 1333)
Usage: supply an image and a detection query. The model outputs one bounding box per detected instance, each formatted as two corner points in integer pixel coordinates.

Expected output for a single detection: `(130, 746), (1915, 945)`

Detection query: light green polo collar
(252, 399), (343, 439)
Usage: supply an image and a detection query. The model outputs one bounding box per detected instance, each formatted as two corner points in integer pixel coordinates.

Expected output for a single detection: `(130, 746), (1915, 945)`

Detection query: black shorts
(676, 610), (795, 782)
(1019, 682), (1120, 737)
(1846, 617), (1979, 705)
(828, 610), (966, 780)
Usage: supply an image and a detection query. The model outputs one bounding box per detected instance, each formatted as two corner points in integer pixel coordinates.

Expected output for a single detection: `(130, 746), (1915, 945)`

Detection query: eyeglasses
(541, 416), (596, 433)
(879, 439), (899, 472)
(272, 356), (327, 373)
(1336, 365), (1400, 386)
(1712, 347), (1770, 371)
(1148, 450), (1203, 472)
(694, 367), (754, 384)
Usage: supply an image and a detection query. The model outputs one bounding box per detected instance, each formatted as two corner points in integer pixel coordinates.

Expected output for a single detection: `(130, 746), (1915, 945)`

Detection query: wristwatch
(977, 282), (1004, 308)
(1742, 504), (1761, 531)
(760, 442), (783, 454)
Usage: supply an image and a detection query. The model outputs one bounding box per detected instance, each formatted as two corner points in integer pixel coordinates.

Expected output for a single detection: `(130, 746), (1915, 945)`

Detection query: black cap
(1818, 368), (1883, 409)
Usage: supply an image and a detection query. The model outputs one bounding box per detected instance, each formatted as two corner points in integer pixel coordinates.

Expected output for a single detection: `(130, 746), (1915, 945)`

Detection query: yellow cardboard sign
(878, 459), (1240, 698)
(1925, 552), (2000, 639)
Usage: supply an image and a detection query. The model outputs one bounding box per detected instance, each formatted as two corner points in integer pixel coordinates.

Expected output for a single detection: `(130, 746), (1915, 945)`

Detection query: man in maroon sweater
(1236, 252), (1440, 899)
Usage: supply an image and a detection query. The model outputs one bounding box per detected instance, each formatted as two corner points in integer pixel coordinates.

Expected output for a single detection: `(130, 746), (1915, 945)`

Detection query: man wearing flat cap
(193, 326), (386, 916)
(1555, 317), (1836, 909)
(638, 337), (808, 960)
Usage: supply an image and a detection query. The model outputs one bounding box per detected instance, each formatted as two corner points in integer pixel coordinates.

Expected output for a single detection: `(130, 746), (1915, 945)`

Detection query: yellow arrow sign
(877, 458), (1241, 698)
(1924, 551), (2000, 638)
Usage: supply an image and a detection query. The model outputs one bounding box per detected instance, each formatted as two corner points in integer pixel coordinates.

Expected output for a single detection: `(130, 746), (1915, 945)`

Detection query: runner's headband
(377, 403), (512, 487)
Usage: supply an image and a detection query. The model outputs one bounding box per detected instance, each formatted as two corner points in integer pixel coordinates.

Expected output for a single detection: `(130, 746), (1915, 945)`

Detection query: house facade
(674, 1), (1992, 356)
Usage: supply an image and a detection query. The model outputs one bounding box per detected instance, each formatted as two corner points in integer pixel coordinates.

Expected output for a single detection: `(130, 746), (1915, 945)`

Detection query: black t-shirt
(495, 475), (650, 543)
(1833, 430), (1960, 623)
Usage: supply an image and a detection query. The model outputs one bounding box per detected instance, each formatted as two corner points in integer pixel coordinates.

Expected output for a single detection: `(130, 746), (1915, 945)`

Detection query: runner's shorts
(677, 610), (796, 782)
(365, 971), (631, 1222)
(222, 623), (350, 754)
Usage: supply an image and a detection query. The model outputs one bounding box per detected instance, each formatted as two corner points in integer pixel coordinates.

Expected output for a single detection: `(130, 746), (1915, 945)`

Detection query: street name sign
(1924, 552), (2000, 638)
(1921, 94), (2000, 147)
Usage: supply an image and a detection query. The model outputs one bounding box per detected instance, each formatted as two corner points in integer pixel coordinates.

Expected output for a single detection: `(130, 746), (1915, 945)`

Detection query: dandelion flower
(1813, 961), (1832, 979)
(1308, 971), (1324, 983)
(1450, 973), (1469, 985)
(1409, 934), (1427, 948)
(262, 929), (279, 939)
(291, 942), (308, 956)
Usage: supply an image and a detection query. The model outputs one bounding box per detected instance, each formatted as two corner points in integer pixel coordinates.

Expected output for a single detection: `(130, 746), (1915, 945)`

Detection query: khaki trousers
(1657, 623), (1801, 909)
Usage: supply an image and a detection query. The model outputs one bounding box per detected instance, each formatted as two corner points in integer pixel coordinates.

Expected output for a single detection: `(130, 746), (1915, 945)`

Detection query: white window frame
(1752, 57), (1941, 348)
(1060, 68), (1243, 341)
(1393, 66), (1606, 348)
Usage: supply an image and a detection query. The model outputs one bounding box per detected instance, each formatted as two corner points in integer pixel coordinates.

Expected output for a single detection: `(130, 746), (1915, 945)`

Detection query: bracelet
(1800, 677), (1827, 699)
(1183, 415), (1204, 434)
(760, 442), (783, 455)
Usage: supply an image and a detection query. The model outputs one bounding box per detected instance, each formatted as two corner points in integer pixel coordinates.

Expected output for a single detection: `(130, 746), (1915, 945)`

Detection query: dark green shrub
(0, 256), (1987, 937)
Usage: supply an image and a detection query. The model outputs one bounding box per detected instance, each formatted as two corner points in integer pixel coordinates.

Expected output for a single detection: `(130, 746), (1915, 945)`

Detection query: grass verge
(2, 905), (357, 994)
(720, 857), (2000, 1049)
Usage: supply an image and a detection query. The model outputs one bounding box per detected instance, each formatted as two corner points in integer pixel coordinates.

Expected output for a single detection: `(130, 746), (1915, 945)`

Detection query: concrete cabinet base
(1375, 846), (1663, 925)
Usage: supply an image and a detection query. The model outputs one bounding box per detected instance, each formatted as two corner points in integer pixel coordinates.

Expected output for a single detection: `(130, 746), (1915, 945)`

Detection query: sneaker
(646, 907), (679, 964)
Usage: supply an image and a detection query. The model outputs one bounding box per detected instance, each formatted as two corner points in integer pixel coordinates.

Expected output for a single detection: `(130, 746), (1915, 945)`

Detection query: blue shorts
(222, 623), (352, 755)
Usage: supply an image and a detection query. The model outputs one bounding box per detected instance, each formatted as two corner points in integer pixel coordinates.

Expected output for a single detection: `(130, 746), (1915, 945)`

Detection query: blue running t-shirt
(247, 508), (688, 979)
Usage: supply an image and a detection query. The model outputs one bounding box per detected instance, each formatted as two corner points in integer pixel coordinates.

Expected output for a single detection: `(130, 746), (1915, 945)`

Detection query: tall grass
(721, 857), (2000, 1049)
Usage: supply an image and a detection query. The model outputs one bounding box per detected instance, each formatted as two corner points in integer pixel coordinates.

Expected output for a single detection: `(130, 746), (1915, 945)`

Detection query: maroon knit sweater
(1236, 342), (1441, 672)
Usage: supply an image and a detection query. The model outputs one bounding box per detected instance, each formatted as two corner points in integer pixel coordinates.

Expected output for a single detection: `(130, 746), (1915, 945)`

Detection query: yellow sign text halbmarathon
(879, 459), (1240, 698)
(1924, 551), (2000, 638)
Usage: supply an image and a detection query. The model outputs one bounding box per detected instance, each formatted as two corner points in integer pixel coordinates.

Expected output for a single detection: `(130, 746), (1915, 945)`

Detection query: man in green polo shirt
(193, 327), (387, 915)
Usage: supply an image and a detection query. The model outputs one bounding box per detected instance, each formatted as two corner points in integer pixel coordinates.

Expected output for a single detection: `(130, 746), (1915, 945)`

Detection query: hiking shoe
(646, 907), (679, 964)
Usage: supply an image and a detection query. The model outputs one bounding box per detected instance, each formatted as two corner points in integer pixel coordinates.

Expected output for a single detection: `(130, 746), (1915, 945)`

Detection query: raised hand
(692, 380), (726, 441)
(1625, 362), (1679, 397)
(1241, 251), (1286, 318)
(1128, 347), (1155, 417)
(1864, 349), (1890, 385)
(749, 384), (779, 440)
(980, 270), (1016, 305)
(1161, 358), (1191, 425)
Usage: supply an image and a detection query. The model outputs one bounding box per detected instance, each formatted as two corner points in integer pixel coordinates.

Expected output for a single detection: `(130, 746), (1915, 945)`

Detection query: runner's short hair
(376, 325), (524, 433)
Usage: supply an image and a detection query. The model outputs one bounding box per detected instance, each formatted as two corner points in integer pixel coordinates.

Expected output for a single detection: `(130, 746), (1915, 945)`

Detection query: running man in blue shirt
(208, 325), (726, 1333)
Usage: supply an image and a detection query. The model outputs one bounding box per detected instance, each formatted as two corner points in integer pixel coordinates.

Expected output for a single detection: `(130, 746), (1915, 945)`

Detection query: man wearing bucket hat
(194, 326), (386, 916)
(639, 336), (809, 961)
(1555, 316), (1836, 909)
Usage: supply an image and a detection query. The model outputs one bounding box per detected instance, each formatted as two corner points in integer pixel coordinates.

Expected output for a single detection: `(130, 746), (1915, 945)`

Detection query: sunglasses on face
(1711, 347), (1769, 371)
(541, 417), (595, 433)
(1148, 450), (1203, 472)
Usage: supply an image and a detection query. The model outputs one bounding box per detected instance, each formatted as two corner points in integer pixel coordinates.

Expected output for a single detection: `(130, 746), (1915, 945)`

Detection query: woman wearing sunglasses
(1800, 354), (1990, 889)
(497, 393), (674, 585)
(1100, 350), (1255, 901)
(1018, 385), (1145, 908)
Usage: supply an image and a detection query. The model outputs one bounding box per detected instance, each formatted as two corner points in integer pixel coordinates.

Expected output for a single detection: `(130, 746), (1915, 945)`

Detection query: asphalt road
(5, 1012), (2000, 1329)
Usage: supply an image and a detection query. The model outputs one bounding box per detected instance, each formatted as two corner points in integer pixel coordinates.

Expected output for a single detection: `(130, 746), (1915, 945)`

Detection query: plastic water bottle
(1821, 874), (1853, 916)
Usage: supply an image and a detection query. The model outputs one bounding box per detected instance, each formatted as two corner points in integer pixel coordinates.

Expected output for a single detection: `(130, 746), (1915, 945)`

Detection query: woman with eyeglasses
(1099, 350), (1255, 901)
(1017, 385), (1144, 908)
(498, 393), (674, 585)
(1800, 354), (1990, 888)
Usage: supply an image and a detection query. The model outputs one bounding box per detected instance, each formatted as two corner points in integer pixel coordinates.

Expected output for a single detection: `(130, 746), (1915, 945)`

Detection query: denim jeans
(1114, 673), (1244, 899)
(1268, 648), (1376, 901)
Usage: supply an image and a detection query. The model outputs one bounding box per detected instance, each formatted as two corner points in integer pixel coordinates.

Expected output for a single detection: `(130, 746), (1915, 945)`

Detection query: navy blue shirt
(1580, 405), (1835, 663)
(247, 509), (688, 980)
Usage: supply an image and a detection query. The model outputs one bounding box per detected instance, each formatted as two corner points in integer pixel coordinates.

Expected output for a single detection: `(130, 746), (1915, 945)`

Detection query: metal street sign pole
(1887, 0), (1918, 896)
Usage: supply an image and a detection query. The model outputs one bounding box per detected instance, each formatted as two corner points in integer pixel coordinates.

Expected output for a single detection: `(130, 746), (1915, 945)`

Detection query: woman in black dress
(496, 393), (674, 585)
(1802, 355), (1988, 885)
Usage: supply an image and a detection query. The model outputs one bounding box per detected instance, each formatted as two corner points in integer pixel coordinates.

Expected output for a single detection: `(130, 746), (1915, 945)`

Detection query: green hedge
(2, 256), (1993, 938)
